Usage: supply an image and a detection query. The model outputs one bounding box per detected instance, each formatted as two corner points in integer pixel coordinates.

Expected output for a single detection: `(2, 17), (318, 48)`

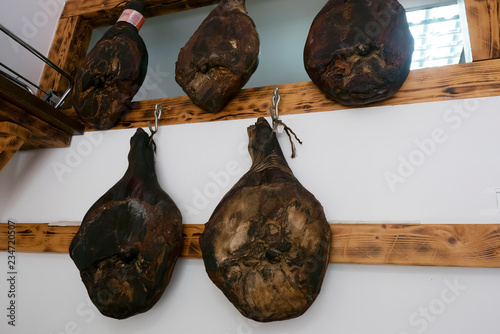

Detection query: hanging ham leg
(304, 0), (414, 105)
(69, 128), (182, 319)
(175, 0), (260, 113)
(72, 0), (148, 130)
(200, 118), (331, 322)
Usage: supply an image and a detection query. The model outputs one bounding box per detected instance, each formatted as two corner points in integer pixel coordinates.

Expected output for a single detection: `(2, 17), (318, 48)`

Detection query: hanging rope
(273, 119), (303, 158)
(269, 88), (302, 158)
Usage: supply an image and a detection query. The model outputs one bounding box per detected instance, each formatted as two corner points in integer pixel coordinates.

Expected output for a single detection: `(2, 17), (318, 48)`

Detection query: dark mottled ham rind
(304, 0), (414, 105)
(175, 0), (259, 113)
(200, 118), (331, 322)
(69, 128), (182, 319)
(72, 0), (148, 130)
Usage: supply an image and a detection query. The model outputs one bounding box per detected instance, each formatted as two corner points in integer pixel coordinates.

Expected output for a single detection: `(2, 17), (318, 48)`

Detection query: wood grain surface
(0, 73), (84, 152)
(2, 222), (500, 268)
(464, 0), (500, 61)
(0, 99), (73, 150)
(0, 76), (84, 136)
(0, 122), (31, 171)
(41, 0), (500, 133)
(76, 59), (500, 131)
(37, 16), (92, 109)
(331, 223), (500, 267)
(62, 0), (218, 28)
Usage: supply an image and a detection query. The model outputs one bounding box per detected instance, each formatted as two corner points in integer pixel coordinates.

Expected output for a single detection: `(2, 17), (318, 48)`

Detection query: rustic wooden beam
(332, 223), (500, 267)
(463, 0), (500, 61)
(0, 122), (32, 151)
(0, 76), (84, 136)
(0, 99), (73, 150)
(44, 0), (500, 132)
(0, 73), (83, 151)
(37, 16), (93, 109)
(0, 122), (31, 171)
(74, 59), (500, 131)
(0, 223), (203, 256)
(61, 0), (218, 28)
(2, 222), (500, 268)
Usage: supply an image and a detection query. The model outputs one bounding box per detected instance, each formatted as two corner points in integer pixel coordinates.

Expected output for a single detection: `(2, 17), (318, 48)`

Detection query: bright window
(406, 3), (465, 70)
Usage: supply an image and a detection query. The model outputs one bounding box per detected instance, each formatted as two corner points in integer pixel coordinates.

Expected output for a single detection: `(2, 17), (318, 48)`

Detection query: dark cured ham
(304, 0), (414, 105)
(69, 128), (182, 319)
(72, 0), (148, 130)
(200, 118), (331, 322)
(175, 0), (260, 113)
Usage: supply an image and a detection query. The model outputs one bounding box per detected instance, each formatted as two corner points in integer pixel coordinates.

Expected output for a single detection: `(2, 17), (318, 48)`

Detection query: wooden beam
(2, 222), (500, 268)
(0, 99), (73, 150)
(463, 0), (500, 61)
(49, 0), (500, 132)
(0, 76), (84, 137)
(0, 122), (31, 171)
(75, 59), (500, 131)
(332, 224), (500, 267)
(61, 0), (218, 28)
(0, 73), (83, 150)
(37, 16), (92, 109)
(0, 122), (32, 151)
(0, 223), (203, 257)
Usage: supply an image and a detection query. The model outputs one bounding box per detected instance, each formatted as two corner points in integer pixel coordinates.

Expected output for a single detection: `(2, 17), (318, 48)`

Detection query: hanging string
(269, 88), (302, 158)
(273, 119), (303, 158)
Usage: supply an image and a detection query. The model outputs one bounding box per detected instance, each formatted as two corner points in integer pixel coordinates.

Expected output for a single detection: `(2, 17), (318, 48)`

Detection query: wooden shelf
(0, 75), (84, 171)
(61, 0), (217, 28)
(0, 76), (83, 141)
(3, 1), (499, 270)
(0, 78), (83, 148)
(38, 0), (500, 133)
(463, 0), (500, 61)
(0, 122), (31, 170)
(2, 222), (500, 268)
(100, 59), (500, 130)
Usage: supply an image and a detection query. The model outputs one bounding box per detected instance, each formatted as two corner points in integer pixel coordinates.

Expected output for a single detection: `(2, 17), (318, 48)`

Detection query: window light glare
(406, 4), (464, 70)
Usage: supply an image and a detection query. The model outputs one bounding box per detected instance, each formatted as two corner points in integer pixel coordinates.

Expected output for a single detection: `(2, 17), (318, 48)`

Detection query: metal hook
(147, 103), (162, 136)
(269, 88), (280, 124)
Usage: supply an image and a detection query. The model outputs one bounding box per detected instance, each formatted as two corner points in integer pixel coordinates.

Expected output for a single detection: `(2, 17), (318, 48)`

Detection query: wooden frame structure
(1, 0), (500, 267)
(39, 0), (500, 130)
(2, 222), (500, 268)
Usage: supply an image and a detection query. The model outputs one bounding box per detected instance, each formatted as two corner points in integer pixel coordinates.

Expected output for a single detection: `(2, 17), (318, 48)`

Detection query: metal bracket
(0, 24), (73, 109)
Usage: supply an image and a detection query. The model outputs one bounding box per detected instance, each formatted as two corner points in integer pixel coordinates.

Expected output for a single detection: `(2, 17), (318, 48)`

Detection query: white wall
(2, 1), (500, 334)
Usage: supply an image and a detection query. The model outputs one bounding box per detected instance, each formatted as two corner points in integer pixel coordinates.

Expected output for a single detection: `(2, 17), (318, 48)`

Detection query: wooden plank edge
(0, 123), (31, 171)
(51, 0), (500, 132)
(38, 16), (93, 112)
(0, 122), (32, 143)
(70, 59), (500, 131)
(61, 0), (218, 28)
(462, 0), (500, 61)
(0, 76), (84, 136)
(0, 99), (74, 150)
(1, 222), (500, 268)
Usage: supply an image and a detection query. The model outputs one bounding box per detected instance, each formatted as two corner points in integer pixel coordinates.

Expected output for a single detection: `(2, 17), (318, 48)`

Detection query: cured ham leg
(69, 128), (182, 319)
(200, 118), (331, 322)
(304, 0), (414, 105)
(175, 0), (260, 113)
(72, 0), (148, 130)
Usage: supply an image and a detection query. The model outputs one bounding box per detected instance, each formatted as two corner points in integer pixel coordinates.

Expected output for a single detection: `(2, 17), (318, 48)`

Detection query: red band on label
(117, 9), (145, 31)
